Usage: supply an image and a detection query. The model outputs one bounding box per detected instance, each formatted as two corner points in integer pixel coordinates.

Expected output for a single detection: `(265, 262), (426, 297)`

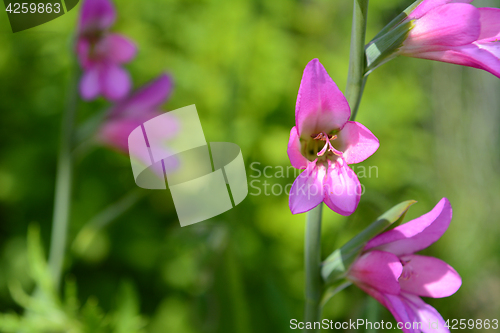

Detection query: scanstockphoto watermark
(290, 318), (443, 331)
(248, 162), (379, 197)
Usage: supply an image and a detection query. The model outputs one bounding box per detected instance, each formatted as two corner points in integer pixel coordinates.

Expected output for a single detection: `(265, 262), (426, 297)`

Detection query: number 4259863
(6, 3), (61, 14)
(445, 319), (498, 330)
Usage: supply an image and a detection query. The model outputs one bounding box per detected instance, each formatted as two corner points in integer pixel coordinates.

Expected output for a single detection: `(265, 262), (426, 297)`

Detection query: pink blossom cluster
(76, 0), (174, 153)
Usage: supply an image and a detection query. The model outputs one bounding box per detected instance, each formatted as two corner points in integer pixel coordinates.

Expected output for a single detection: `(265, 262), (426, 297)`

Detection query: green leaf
(321, 200), (416, 284)
(112, 281), (146, 333)
(81, 296), (108, 333)
(26, 224), (58, 305)
(0, 313), (23, 332)
(64, 277), (80, 317)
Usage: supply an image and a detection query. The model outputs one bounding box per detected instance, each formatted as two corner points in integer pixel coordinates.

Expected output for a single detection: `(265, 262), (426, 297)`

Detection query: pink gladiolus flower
(399, 0), (500, 78)
(76, 0), (137, 101)
(347, 198), (461, 333)
(287, 59), (379, 215)
(97, 74), (175, 153)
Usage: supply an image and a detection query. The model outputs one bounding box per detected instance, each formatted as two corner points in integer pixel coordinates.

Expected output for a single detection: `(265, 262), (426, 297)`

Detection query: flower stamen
(313, 132), (343, 157)
(400, 259), (414, 280)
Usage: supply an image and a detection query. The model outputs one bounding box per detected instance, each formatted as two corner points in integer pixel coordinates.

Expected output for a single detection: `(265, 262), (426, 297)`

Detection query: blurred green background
(0, 0), (499, 332)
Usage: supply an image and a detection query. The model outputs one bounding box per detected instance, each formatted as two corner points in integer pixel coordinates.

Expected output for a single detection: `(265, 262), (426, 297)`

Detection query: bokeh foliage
(0, 0), (499, 332)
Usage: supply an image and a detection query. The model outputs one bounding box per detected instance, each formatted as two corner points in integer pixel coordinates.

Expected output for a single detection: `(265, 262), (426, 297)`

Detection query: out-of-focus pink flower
(347, 198), (461, 333)
(76, 0), (137, 101)
(399, 0), (500, 78)
(287, 59), (379, 215)
(97, 74), (175, 152)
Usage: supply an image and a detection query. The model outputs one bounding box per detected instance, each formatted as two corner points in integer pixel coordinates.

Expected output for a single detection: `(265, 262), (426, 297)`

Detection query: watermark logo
(127, 104), (248, 227)
(248, 162), (378, 197)
(3, 0), (79, 32)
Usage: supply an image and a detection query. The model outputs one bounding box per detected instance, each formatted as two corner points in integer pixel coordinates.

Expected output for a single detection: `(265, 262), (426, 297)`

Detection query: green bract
(321, 200), (416, 284)
(365, 21), (413, 74)
(364, 0), (425, 74)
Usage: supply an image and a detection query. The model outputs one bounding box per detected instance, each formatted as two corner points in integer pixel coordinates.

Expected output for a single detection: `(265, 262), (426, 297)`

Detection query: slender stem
(47, 62), (78, 290)
(346, 0), (369, 122)
(72, 189), (146, 254)
(350, 76), (368, 122)
(303, 204), (323, 331)
(301, 0), (370, 327)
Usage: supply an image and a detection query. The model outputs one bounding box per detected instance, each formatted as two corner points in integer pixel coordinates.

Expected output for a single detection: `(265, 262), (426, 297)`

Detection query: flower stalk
(301, 1), (371, 328)
(303, 203), (323, 331)
(47, 58), (79, 290)
(346, 0), (369, 121)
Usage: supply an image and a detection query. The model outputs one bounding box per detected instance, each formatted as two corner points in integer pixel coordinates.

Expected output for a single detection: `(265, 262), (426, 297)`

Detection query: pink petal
(104, 34), (137, 64)
(112, 74), (173, 117)
(478, 8), (500, 41)
(99, 63), (131, 101)
(98, 118), (147, 152)
(339, 121), (379, 164)
(295, 59), (351, 138)
(323, 160), (361, 216)
(100, 116), (178, 178)
(139, 111), (180, 151)
(356, 286), (417, 333)
(385, 294), (420, 333)
(409, 43), (500, 79)
(76, 39), (92, 69)
(78, 0), (116, 33)
(348, 250), (402, 294)
(399, 254), (461, 298)
(79, 67), (101, 100)
(409, 0), (473, 20)
(401, 293), (450, 333)
(289, 161), (325, 214)
(359, 286), (447, 333)
(98, 112), (178, 173)
(364, 198), (452, 256)
(287, 127), (309, 169)
(478, 40), (500, 56)
(404, 3), (480, 51)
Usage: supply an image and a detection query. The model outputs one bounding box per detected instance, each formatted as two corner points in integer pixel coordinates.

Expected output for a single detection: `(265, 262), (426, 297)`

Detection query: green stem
(72, 189), (146, 255)
(349, 76), (368, 122)
(346, 0), (369, 122)
(47, 63), (78, 290)
(303, 204), (323, 331)
(301, 0), (370, 327)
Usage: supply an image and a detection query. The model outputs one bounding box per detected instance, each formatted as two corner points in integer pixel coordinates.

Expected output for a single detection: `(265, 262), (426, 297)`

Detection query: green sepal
(321, 200), (417, 285)
(371, 0), (424, 41)
(365, 0), (425, 74)
(365, 21), (413, 74)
